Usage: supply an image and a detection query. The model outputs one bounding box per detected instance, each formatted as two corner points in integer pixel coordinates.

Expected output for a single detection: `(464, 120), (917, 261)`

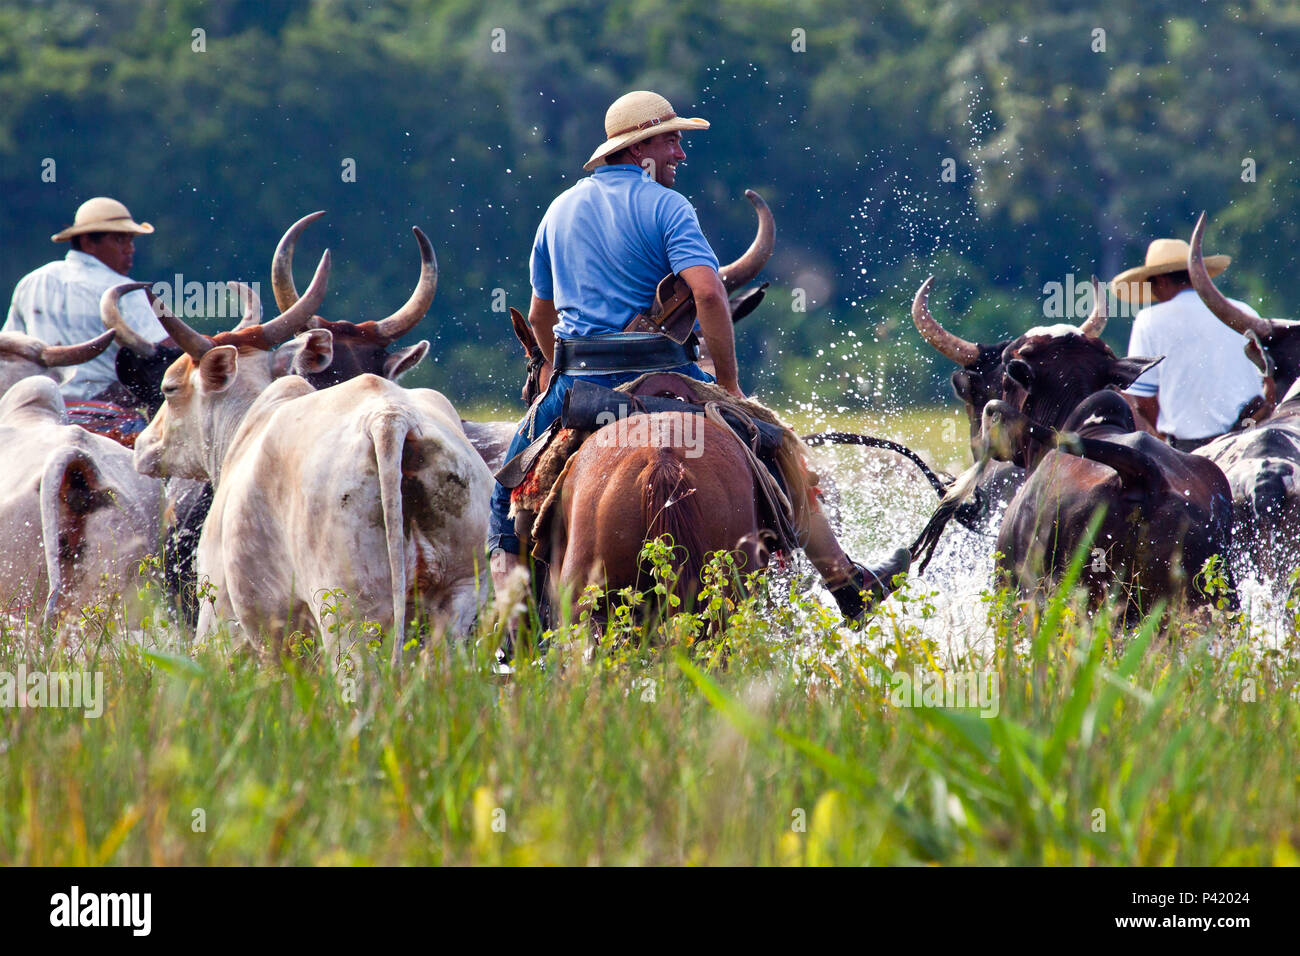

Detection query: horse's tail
(642, 448), (706, 598)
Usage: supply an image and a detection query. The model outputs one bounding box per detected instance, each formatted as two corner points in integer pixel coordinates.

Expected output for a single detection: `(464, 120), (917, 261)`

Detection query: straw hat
(583, 91), (710, 172)
(1110, 237), (1229, 302)
(52, 197), (154, 242)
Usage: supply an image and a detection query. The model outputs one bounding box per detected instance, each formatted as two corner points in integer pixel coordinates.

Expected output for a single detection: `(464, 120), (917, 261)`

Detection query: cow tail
(37, 446), (102, 623)
(369, 417), (408, 663)
(642, 449), (705, 598)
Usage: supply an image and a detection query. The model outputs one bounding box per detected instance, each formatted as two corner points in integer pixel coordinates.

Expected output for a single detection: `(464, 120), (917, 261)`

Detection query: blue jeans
(488, 363), (715, 555)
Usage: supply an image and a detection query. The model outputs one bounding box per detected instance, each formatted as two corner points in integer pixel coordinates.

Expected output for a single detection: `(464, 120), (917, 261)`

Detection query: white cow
(0, 376), (162, 624)
(129, 253), (492, 662)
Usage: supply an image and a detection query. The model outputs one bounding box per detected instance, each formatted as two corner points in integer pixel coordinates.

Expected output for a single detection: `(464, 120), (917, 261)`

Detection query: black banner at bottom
(0, 865), (1274, 942)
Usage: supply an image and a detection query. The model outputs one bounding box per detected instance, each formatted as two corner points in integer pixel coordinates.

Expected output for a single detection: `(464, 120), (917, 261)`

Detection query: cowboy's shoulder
(633, 175), (690, 205)
(16, 257), (72, 283)
(1136, 295), (1193, 324)
(12, 257), (77, 299)
(636, 181), (700, 223)
(543, 175), (602, 218)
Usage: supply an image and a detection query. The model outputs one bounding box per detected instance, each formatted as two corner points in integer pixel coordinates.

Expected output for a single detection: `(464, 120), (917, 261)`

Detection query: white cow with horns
(125, 251), (492, 662)
(0, 326), (162, 627)
(0, 375), (162, 625)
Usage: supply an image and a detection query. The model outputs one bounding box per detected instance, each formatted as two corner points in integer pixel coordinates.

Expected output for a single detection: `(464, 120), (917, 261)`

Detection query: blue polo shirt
(530, 164), (720, 337)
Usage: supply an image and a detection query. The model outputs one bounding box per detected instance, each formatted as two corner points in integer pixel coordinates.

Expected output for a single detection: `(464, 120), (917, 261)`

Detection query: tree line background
(2, 0), (1296, 410)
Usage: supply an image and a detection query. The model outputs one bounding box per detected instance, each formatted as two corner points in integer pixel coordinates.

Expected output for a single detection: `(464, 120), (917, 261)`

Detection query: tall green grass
(1, 527), (1296, 866)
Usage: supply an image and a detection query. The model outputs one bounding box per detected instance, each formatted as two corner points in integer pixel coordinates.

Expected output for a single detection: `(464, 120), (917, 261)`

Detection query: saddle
(624, 274), (771, 343)
(64, 400), (148, 448)
(507, 372), (818, 564)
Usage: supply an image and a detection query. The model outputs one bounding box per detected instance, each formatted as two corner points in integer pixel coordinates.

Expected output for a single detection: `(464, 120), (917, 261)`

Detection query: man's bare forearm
(681, 264), (741, 396)
(696, 294), (738, 390)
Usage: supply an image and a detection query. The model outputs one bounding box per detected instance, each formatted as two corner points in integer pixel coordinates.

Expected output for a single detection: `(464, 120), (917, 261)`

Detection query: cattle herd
(0, 208), (1294, 661)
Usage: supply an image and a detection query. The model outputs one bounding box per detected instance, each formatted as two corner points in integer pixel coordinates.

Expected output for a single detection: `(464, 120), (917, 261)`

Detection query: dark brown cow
(911, 275), (1161, 531)
(270, 211), (434, 386)
(1189, 212), (1300, 578)
(912, 275), (1109, 456)
(982, 329), (1235, 614)
(1196, 390), (1300, 580)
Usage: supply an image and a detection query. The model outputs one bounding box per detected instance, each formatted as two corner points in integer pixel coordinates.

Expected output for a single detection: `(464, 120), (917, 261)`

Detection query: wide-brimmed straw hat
(583, 91), (710, 172)
(52, 196), (154, 242)
(1111, 237), (1229, 301)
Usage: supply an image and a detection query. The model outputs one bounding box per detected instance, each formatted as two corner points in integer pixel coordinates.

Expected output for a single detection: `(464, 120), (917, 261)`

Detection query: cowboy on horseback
(488, 90), (910, 621)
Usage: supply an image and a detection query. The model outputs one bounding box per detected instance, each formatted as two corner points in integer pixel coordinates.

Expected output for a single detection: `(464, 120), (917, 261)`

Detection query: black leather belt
(553, 333), (699, 376)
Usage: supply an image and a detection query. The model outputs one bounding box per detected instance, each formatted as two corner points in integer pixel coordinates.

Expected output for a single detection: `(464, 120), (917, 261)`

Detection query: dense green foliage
(2, 0), (1297, 409)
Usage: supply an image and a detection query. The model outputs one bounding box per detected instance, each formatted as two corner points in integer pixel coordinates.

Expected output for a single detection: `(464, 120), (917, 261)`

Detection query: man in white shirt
(3, 197), (169, 402)
(1112, 237), (1264, 451)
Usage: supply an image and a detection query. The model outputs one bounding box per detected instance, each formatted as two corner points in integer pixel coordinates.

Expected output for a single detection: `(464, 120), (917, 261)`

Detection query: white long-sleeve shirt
(1125, 288), (1264, 440)
(3, 249), (167, 401)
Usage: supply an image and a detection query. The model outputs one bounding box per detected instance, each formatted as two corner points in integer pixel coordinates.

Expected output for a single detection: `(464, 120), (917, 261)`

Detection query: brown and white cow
(910, 277), (1101, 528)
(129, 253), (493, 661)
(0, 375), (162, 625)
(980, 329), (1235, 615)
(910, 275), (1157, 532)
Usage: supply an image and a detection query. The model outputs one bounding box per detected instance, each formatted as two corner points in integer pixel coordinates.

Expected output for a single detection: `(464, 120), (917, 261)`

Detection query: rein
(802, 432), (952, 498)
(523, 347), (546, 403)
(800, 431), (996, 568)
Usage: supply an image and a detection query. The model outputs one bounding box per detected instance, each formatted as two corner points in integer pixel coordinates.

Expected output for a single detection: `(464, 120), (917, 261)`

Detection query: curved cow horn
(912, 276), (980, 366)
(40, 329), (116, 367)
(271, 210), (326, 312)
(374, 226), (438, 342)
(1080, 274), (1107, 338)
(1189, 211), (1272, 338)
(101, 282), (158, 356)
(145, 286), (215, 360)
(258, 250), (332, 347)
(719, 190), (775, 293)
(226, 281), (263, 330)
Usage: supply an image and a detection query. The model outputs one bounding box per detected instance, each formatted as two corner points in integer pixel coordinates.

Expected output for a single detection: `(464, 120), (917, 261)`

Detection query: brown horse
(543, 410), (770, 612)
(508, 189), (914, 624)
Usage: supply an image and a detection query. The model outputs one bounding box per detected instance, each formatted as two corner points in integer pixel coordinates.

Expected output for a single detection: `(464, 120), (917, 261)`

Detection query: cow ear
(510, 307), (537, 354)
(274, 329), (334, 377)
(951, 370), (973, 403)
(198, 345), (239, 394)
(1110, 355), (1163, 389)
(1244, 331), (1275, 376)
(383, 340), (430, 382)
(1005, 359), (1034, 390)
